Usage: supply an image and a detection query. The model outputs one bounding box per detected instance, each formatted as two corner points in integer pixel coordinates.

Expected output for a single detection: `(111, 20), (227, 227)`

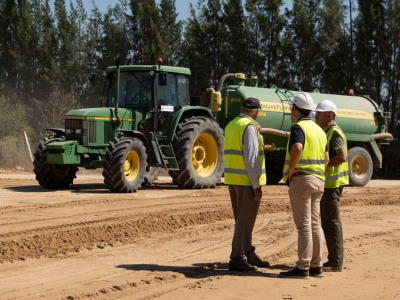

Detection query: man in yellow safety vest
(224, 97), (269, 272)
(279, 93), (329, 279)
(315, 99), (349, 272)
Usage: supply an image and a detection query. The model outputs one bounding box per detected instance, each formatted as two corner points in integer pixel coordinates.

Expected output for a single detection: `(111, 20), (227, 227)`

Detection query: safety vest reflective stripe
(225, 168), (267, 175)
(326, 169), (350, 182)
(282, 120), (327, 183)
(284, 159), (326, 165)
(224, 150), (265, 156)
(224, 116), (266, 186)
(325, 125), (349, 188)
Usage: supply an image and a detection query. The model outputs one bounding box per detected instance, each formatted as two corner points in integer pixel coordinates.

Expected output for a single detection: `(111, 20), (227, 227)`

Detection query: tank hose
(370, 133), (393, 142)
(259, 127), (290, 138)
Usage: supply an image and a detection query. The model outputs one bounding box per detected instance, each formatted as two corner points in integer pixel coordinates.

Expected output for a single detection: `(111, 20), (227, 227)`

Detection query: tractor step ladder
(155, 138), (179, 170)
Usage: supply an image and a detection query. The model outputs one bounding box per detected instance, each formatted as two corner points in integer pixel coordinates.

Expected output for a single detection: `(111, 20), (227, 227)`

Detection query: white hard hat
(292, 93), (315, 111)
(315, 99), (337, 115)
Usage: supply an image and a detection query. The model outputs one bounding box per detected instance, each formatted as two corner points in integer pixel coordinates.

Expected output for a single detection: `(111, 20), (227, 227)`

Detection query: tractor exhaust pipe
(115, 61), (121, 127)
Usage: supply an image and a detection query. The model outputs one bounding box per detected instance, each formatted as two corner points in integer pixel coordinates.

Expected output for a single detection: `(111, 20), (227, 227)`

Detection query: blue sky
(52, 1), (291, 21)
(51, 0), (193, 21)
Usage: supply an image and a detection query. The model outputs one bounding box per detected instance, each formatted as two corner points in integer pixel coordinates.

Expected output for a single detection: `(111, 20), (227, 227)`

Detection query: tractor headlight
(66, 129), (72, 134)
(75, 129), (82, 134)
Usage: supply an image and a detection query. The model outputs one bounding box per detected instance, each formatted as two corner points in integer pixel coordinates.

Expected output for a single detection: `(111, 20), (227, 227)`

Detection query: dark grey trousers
(320, 187), (344, 266)
(228, 185), (260, 261)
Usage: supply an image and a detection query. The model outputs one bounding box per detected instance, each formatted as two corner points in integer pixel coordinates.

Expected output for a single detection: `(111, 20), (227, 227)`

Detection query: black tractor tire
(168, 116), (224, 189)
(102, 137), (147, 192)
(143, 167), (162, 185)
(33, 135), (78, 189)
(348, 147), (373, 187)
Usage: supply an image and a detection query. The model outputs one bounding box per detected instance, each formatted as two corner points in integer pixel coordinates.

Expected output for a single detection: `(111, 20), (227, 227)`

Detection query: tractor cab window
(155, 73), (190, 107)
(108, 72), (154, 108)
(177, 75), (189, 106)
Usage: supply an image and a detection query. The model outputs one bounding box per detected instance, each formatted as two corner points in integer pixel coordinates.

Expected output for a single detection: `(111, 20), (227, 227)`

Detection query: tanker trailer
(203, 73), (393, 187)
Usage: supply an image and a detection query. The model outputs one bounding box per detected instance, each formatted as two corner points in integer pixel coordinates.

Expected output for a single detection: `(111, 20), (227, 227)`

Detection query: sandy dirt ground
(0, 171), (400, 300)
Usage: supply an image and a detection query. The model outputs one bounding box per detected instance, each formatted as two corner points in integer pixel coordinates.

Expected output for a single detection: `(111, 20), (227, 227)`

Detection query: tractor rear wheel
(168, 117), (224, 189)
(348, 147), (373, 187)
(33, 135), (78, 189)
(102, 137), (147, 192)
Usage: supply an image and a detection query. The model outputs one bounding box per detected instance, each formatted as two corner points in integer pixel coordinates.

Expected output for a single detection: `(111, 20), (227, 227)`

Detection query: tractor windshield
(107, 72), (154, 108)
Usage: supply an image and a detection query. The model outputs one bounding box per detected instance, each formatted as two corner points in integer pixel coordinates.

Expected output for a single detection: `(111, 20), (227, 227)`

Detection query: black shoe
(278, 267), (309, 279)
(247, 253), (270, 268)
(309, 267), (323, 277)
(322, 262), (343, 272)
(229, 259), (258, 271)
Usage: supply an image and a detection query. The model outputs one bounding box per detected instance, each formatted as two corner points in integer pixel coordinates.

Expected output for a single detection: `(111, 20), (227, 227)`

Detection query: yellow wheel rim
(192, 132), (218, 178)
(52, 165), (71, 178)
(352, 155), (368, 179)
(124, 150), (140, 182)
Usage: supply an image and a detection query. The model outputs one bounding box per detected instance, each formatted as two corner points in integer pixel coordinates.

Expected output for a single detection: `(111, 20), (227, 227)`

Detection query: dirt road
(0, 172), (399, 300)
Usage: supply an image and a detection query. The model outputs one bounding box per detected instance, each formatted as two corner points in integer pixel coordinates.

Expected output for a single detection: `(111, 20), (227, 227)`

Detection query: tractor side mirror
(158, 72), (168, 86)
(89, 73), (97, 86)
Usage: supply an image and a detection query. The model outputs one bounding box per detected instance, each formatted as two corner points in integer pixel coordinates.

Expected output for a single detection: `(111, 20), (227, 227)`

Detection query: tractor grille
(65, 118), (88, 145)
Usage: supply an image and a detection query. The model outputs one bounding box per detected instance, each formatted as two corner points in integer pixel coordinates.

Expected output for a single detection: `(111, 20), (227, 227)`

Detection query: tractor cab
(104, 63), (191, 136)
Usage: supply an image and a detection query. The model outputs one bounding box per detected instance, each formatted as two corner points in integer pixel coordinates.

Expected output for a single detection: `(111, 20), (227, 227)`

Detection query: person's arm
(328, 133), (347, 165)
(287, 125), (305, 180)
(243, 124), (263, 201)
(325, 150), (330, 168)
(288, 143), (303, 180)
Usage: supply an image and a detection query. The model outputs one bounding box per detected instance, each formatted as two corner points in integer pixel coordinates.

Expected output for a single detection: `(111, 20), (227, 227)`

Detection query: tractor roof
(106, 65), (191, 75)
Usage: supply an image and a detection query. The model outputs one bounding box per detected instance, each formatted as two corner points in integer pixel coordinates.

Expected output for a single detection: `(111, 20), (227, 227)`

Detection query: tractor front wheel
(102, 137), (147, 192)
(33, 135), (78, 189)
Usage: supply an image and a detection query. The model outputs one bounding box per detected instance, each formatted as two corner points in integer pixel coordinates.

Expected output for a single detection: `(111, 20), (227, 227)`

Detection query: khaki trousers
(289, 174), (325, 269)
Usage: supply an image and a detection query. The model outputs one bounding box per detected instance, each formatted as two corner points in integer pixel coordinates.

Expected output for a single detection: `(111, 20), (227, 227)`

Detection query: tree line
(0, 0), (399, 177)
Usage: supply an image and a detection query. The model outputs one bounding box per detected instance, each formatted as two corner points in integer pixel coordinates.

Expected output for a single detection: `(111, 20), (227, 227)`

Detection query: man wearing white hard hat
(279, 93), (329, 279)
(315, 99), (349, 273)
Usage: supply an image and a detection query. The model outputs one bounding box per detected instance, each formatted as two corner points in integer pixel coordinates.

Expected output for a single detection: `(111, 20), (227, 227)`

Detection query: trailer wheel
(33, 135), (78, 189)
(168, 117), (224, 189)
(348, 147), (373, 187)
(143, 167), (162, 185)
(102, 137), (147, 192)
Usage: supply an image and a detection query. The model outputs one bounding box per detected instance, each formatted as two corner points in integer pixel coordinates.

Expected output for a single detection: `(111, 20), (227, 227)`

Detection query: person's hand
(253, 187), (262, 201)
(288, 168), (296, 180)
(255, 123), (262, 132)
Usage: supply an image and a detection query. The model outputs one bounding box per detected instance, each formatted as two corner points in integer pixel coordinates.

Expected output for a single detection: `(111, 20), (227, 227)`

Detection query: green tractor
(33, 59), (224, 192)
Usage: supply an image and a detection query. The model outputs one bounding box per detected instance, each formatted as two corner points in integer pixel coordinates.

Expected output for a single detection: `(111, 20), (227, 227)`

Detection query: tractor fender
(166, 106), (214, 142)
(116, 130), (152, 172)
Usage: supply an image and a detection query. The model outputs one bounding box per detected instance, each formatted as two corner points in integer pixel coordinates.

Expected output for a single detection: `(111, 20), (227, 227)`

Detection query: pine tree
(129, 0), (162, 64)
(276, 0), (322, 92)
(354, 0), (389, 103)
(159, 0), (182, 65)
(182, 0), (226, 96)
(317, 0), (349, 94)
(223, 0), (251, 74)
(385, 0), (400, 133)
(245, 0), (284, 88)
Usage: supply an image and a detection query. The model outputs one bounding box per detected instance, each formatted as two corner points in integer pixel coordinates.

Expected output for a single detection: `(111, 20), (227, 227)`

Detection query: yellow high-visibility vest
(282, 120), (327, 182)
(224, 116), (266, 186)
(325, 124), (349, 188)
